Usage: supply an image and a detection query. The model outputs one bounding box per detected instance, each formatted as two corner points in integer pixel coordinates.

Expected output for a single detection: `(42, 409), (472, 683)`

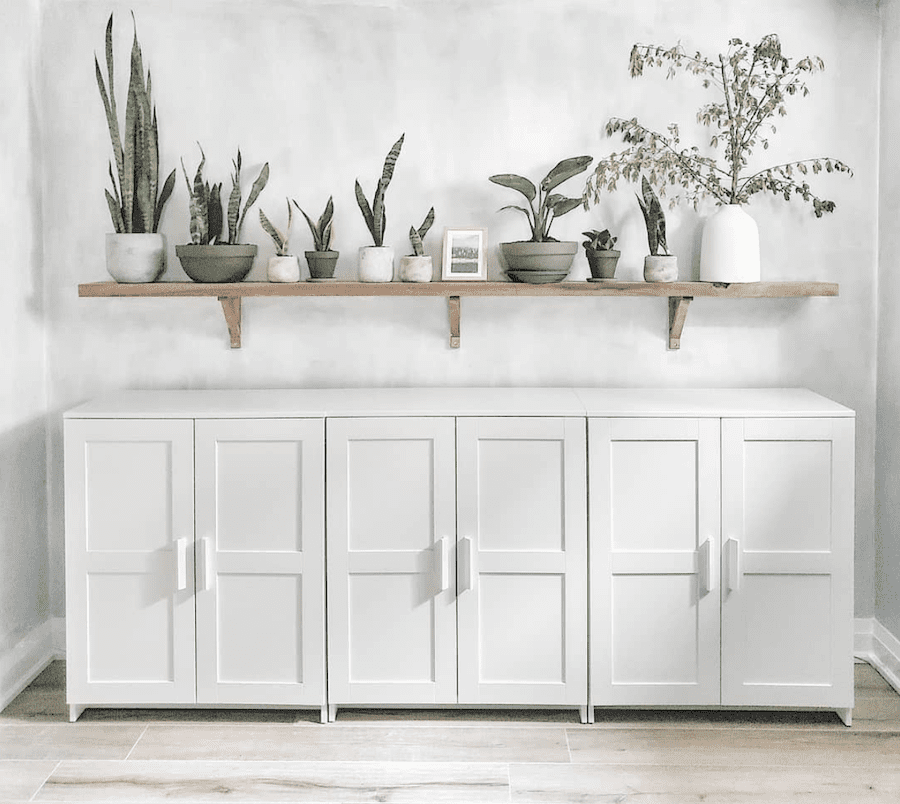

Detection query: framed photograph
(441, 228), (487, 281)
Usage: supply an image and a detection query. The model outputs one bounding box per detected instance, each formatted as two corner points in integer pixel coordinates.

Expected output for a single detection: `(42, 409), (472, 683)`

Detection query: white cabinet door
(590, 418), (721, 706)
(721, 418), (854, 709)
(326, 417), (457, 705)
(456, 417), (587, 706)
(64, 419), (196, 705)
(194, 419), (325, 706)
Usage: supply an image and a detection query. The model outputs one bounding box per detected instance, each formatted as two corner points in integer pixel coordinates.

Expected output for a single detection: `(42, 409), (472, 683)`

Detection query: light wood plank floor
(2, 661), (899, 802)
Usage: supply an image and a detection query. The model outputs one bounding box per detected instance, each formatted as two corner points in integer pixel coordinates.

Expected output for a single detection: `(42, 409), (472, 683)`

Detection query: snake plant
(95, 13), (175, 233)
(408, 208), (435, 256)
(636, 176), (668, 256)
(355, 134), (405, 247)
(181, 145), (269, 245)
(259, 199), (293, 256)
(294, 196), (334, 252)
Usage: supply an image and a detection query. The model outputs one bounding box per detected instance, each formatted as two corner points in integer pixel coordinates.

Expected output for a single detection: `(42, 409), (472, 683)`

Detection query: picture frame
(441, 228), (487, 281)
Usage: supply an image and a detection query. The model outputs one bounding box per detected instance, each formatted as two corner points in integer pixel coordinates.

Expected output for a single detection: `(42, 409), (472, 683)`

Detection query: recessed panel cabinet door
(194, 419), (325, 706)
(456, 417), (587, 706)
(327, 417), (457, 705)
(721, 418), (854, 709)
(64, 419), (196, 705)
(590, 418), (721, 706)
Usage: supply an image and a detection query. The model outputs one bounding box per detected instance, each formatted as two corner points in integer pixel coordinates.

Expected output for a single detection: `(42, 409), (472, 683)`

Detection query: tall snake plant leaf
(355, 180), (375, 244)
(259, 209), (286, 254)
(95, 15), (126, 231)
(104, 189), (125, 234)
(317, 196), (334, 241)
(237, 162), (269, 243)
(416, 207), (435, 242)
(227, 150), (242, 245)
(409, 226), (424, 256)
(540, 156), (593, 193)
(371, 134), (405, 246)
(207, 183), (222, 245)
(153, 169), (176, 233)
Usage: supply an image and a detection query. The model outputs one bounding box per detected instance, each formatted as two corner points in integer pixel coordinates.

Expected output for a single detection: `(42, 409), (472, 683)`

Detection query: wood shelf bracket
(448, 295), (461, 348)
(668, 296), (693, 350)
(219, 296), (242, 349)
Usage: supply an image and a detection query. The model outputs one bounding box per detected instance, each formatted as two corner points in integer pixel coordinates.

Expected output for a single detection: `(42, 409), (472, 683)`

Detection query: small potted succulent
(175, 145), (269, 283)
(399, 208), (435, 282)
(636, 176), (676, 282)
(582, 228), (620, 281)
(355, 133), (404, 282)
(259, 199), (299, 283)
(295, 196), (338, 280)
(96, 13), (176, 283)
(489, 156), (592, 275)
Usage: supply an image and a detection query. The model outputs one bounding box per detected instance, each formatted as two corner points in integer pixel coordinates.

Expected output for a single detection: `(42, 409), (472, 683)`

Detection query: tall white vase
(699, 204), (760, 283)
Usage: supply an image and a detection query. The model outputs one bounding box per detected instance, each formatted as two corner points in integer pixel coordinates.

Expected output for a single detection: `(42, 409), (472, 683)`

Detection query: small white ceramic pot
(267, 255), (300, 283)
(359, 245), (395, 282)
(643, 255), (678, 283)
(399, 255), (433, 282)
(106, 233), (167, 283)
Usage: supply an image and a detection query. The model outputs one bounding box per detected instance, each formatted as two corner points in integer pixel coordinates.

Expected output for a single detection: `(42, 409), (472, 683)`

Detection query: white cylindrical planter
(106, 233), (167, 283)
(267, 255), (300, 283)
(358, 246), (395, 282)
(644, 255), (678, 282)
(700, 204), (760, 282)
(399, 255), (433, 282)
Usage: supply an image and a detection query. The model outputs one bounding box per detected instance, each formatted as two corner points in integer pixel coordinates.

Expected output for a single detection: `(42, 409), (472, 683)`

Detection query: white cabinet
(64, 419), (196, 708)
(326, 415), (587, 717)
(65, 414), (325, 720)
(589, 412), (854, 723)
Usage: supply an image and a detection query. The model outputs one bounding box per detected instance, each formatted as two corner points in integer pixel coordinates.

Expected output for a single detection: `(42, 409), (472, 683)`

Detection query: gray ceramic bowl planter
(175, 244), (257, 283)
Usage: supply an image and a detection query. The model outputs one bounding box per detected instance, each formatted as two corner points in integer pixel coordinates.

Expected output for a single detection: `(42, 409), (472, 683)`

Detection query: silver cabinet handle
(699, 537), (717, 594)
(726, 538), (742, 593)
(175, 538), (188, 591)
(434, 537), (449, 592)
(458, 537), (475, 593)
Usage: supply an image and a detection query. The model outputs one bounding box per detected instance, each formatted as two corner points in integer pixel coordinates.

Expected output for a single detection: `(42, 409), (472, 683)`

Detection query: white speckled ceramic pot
(358, 246), (394, 282)
(643, 255), (678, 283)
(105, 233), (166, 283)
(399, 255), (433, 282)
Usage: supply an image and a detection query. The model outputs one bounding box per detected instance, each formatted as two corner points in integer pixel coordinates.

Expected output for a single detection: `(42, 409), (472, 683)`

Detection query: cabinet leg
(837, 707), (852, 727)
(328, 704), (337, 723)
(579, 705), (589, 725)
(69, 704), (86, 723)
(320, 704), (328, 725)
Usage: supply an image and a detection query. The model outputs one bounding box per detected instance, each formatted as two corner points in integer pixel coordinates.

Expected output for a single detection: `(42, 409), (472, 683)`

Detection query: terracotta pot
(399, 255), (433, 282)
(358, 245), (394, 282)
(267, 255), (300, 283)
(175, 244), (256, 283)
(700, 204), (760, 283)
(106, 233), (166, 283)
(500, 241), (578, 273)
(644, 254), (678, 283)
(585, 248), (621, 280)
(305, 250), (339, 280)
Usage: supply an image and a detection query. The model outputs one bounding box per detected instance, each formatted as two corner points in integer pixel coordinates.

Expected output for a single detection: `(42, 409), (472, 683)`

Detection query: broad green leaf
(489, 173), (536, 202)
(541, 156), (593, 192)
(547, 196), (582, 217)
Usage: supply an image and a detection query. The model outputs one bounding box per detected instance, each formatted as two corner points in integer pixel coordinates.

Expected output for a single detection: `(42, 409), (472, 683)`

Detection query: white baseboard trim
(0, 617), (65, 711)
(855, 617), (900, 695)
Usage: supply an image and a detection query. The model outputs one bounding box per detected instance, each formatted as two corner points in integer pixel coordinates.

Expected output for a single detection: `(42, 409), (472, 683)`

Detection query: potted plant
(294, 196), (338, 280)
(582, 229), (620, 281)
(175, 145), (269, 283)
(399, 208), (435, 282)
(635, 176), (676, 282)
(96, 13), (176, 283)
(583, 34), (852, 282)
(355, 133), (404, 282)
(259, 199), (299, 283)
(488, 156), (592, 274)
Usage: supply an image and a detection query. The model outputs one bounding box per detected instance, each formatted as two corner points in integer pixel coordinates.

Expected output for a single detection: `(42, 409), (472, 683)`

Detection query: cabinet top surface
(64, 388), (854, 419)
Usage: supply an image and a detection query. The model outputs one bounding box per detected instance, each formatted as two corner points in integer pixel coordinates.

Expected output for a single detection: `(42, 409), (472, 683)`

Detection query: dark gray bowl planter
(500, 241), (578, 273)
(175, 244), (257, 283)
(586, 248), (621, 280)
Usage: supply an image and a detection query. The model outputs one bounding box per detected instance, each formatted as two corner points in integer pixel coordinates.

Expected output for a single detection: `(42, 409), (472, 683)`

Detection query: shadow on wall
(0, 417), (50, 654)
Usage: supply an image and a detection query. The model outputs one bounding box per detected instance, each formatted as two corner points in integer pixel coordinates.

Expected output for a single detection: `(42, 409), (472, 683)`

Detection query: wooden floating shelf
(78, 280), (839, 350)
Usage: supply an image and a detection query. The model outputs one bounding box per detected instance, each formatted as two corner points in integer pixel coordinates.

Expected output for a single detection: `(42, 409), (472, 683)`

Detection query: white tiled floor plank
(0, 760), (59, 801)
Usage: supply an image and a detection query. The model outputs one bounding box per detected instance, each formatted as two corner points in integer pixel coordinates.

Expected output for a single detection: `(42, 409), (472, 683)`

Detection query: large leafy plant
(584, 35), (852, 216)
(490, 156), (592, 242)
(355, 134), (405, 247)
(181, 146), (269, 245)
(95, 13), (175, 233)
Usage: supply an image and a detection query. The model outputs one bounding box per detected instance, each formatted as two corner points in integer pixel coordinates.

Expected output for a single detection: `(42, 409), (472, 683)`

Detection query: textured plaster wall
(877, 0), (900, 640)
(0, 0), (49, 654)
(40, 0), (879, 620)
